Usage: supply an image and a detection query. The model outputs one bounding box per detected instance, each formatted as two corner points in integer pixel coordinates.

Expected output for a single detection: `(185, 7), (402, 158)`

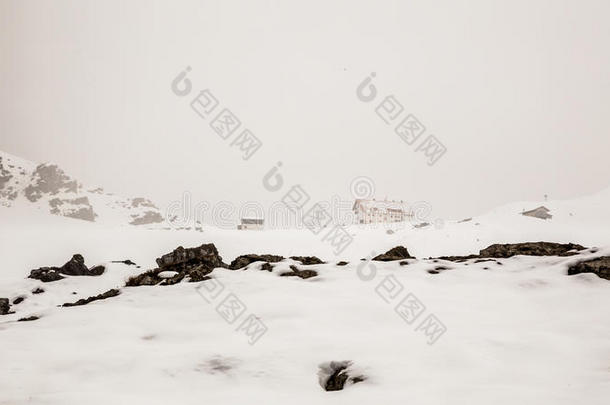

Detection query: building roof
(352, 198), (410, 213)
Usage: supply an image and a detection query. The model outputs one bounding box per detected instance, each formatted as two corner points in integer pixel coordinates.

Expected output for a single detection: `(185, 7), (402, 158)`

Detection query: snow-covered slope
(0, 175), (608, 404)
(0, 150), (164, 226)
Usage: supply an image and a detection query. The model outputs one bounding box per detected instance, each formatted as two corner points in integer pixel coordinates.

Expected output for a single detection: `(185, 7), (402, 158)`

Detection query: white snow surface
(0, 187), (609, 404)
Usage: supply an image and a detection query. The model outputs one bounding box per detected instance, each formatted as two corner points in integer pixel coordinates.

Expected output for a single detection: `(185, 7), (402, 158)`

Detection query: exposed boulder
(372, 246), (413, 261)
(336, 261), (349, 266)
(318, 361), (366, 392)
(229, 254), (283, 270)
(156, 244), (225, 271)
(290, 256), (325, 265)
(280, 265), (318, 279)
(29, 254), (104, 282)
(88, 265), (106, 275)
(60, 254), (89, 276)
(32, 287), (45, 294)
(479, 242), (586, 258)
(29, 267), (65, 282)
(0, 298), (10, 315)
(126, 270), (161, 286)
(12, 296), (25, 305)
(128, 244), (224, 286)
(567, 256), (610, 280)
(62, 289), (120, 307)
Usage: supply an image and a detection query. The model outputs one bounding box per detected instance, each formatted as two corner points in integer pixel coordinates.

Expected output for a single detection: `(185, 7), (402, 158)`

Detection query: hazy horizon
(2, 0), (610, 220)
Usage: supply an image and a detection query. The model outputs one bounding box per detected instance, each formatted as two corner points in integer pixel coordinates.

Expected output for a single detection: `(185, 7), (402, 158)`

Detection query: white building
(237, 217), (264, 230)
(352, 199), (411, 224)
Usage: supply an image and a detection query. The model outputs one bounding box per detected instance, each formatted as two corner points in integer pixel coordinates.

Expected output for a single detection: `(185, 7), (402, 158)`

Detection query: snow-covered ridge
(0, 150), (164, 226)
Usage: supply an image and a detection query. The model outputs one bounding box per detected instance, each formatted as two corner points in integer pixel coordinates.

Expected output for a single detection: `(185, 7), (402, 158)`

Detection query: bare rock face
(24, 164), (79, 202)
(28, 254), (105, 282)
(372, 246), (413, 261)
(49, 197), (96, 222)
(229, 254), (284, 270)
(479, 242), (586, 258)
(568, 256), (610, 280)
(130, 197), (158, 208)
(129, 210), (164, 225)
(0, 298), (10, 315)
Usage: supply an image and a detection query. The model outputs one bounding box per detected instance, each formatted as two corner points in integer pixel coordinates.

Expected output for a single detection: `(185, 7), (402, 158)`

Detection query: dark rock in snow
(30, 254), (104, 282)
(0, 298), (10, 315)
(112, 259), (137, 266)
(128, 244), (224, 286)
(280, 265), (318, 279)
(62, 289), (120, 307)
(88, 265), (106, 276)
(12, 296), (25, 305)
(567, 256), (610, 280)
(32, 287), (45, 294)
(126, 270), (161, 286)
(372, 246), (413, 261)
(18, 315), (39, 322)
(479, 242), (586, 258)
(436, 254), (479, 263)
(290, 256), (325, 265)
(156, 244), (226, 271)
(28, 267), (65, 282)
(318, 361), (366, 392)
(60, 254), (90, 276)
(260, 262), (274, 272)
(336, 261), (349, 266)
(229, 254), (283, 270)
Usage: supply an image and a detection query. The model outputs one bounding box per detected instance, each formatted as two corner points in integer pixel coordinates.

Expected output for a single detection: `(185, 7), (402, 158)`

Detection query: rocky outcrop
(437, 242), (587, 262)
(479, 242), (585, 258)
(280, 265), (318, 279)
(567, 256), (610, 280)
(28, 254), (105, 282)
(229, 254), (284, 270)
(127, 244), (224, 286)
(62, 289), (121, 307)
(49, 196), (96, 222)
(0, 298), (10, 315)
(336, 261), (349, 266)
(129, 211), (164, 225)
(18, 315), (39, 322)
(24, 164), (79, 202)
(372, 246), (413, 261)
(290, 256), (325, 265)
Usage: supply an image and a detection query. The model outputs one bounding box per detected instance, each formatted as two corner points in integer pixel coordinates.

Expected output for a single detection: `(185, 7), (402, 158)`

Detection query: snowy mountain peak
(0, 151), (164, 226)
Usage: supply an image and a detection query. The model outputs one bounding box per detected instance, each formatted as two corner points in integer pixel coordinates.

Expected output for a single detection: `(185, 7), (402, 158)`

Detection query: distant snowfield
(0, 188), (609, 404)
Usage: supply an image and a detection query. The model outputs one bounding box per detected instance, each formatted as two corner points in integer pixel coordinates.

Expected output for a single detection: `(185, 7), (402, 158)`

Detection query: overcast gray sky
(1, 0), (609, 219)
